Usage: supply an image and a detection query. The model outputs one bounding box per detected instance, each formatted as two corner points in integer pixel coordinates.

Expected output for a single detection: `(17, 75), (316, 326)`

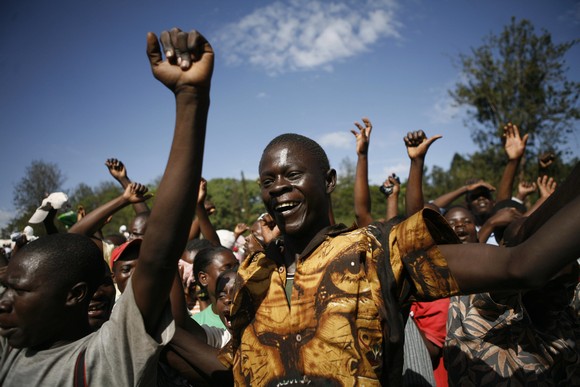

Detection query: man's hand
(351, 117), (372, 156)
(539, 151), (556, 170)
(465, 179), (496, 193)
(197, 178), (208, 206)
(517, 181), (537, 200)
(503, 122), (528, 160)
(404, 130), (442, 160)
(105, 158), (128, 181)
(537, 175), (557, 198)
(490, 207), (523, 228)
(234, 223), (249, 237)
(258, 213), (280, 246)
(147, 28), (214, 93)
(123, 182), (153, 204)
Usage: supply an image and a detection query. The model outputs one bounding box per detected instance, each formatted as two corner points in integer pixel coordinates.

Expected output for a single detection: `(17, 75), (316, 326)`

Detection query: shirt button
(296, 334), (302, 342)
(278, 266), (285, 273)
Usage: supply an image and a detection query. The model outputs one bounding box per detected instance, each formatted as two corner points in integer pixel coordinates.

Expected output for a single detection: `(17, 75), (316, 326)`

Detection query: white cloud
(317, 131), (353, 149)
(217, 0), (401, 74)
(256, 92), (268, 99)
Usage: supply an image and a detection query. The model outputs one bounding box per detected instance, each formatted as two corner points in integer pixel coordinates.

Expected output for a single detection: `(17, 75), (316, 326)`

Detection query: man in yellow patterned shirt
(214, 133), (580, 386)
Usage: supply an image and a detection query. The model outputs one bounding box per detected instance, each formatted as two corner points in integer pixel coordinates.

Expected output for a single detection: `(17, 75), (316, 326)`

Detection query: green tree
(206, 176), (264, 231)
(451, 17), (579, 175)
(3, 160), (66, 236)
(12, 160), (65, 214)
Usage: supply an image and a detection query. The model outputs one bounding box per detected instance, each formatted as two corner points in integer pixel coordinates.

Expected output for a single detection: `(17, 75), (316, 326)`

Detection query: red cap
(110, 238), (142, 268)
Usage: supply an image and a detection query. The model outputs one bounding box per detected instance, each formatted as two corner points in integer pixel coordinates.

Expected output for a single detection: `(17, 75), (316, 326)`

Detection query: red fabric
(411, 298), (450, 387)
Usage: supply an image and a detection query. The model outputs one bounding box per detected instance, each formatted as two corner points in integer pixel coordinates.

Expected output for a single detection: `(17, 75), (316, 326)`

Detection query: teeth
(275, 202), (298, 211)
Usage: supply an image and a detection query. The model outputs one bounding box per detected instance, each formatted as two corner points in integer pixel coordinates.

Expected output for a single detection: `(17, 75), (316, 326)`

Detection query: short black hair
(260, 133), (330, 174)
(185, 238), (213, 253)
(14, 233), (104, 298)
(193, 246), (232, 282)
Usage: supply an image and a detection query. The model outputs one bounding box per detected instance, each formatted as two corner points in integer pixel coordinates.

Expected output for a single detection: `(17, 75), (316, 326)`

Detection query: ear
(198, 271), (209, 287)
(111, 265), (118, 283)
(325, 169), (337, 194)
(66, 282), (89, 307)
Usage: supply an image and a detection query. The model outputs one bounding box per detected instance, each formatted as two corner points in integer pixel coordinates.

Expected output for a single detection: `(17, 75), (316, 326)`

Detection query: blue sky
(1, 0), (579, 230)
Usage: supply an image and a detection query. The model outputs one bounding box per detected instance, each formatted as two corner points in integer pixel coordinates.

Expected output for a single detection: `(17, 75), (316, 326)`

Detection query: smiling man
(216, 132), (580, 386)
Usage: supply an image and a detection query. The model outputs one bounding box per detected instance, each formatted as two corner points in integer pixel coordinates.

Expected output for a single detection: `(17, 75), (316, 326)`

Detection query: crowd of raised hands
(1, 26), (578, 387)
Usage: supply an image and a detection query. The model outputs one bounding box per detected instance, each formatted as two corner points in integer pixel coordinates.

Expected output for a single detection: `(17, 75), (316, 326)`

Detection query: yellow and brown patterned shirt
(220, 209), (460, 386)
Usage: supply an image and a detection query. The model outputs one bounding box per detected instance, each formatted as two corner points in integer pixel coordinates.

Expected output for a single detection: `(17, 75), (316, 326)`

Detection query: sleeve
(201, 325), (227, 349)
(389, 208), (461, 301)
(86, 278), (175, 385)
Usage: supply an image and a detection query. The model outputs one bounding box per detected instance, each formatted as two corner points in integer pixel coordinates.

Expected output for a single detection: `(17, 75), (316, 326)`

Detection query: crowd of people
(0, 27), (578, 387)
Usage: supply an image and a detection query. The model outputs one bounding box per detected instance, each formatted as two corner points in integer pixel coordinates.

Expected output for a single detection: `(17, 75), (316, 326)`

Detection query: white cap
(28, 192), (68, 224)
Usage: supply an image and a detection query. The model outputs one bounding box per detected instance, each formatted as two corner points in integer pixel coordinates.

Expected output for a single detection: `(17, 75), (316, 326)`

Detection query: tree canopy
(451, 17), (579, 168)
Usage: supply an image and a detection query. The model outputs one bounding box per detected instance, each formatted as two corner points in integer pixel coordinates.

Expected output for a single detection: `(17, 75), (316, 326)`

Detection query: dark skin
(496, 123), (528, 202)
(259, 141), (336, 264)
(0, 27), (213, 358)
(444, 207), (478, 244)
(131, 26), (213, 335)
(69, 182), (151, 249)
(105, 158), (151, 215)
(133, 28), (231, 384)
(404, 130), (441, 217)
(257, 134), (580, 293)
(0, 252), (92, 350)
(88, 262), (116, 331)
(352, 117), (373, 227)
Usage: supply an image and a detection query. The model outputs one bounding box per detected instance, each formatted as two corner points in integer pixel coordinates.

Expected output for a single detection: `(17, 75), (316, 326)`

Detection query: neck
(33, 316), (92, 351)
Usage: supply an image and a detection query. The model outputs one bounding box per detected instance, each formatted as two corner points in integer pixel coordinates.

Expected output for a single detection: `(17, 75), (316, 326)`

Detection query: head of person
(444, 205), (478, 244)
(0, 233), (102, 349)
(181, 238), (213, 265)
(215, 266), (238, 332)
(193, 246), (238, 301)
(465, 185), (495, 222)
(258, 134), (336, 241)
(128, 212), (150, 240)
(88, 260), (116, 331)
(111, 238), (142, 294)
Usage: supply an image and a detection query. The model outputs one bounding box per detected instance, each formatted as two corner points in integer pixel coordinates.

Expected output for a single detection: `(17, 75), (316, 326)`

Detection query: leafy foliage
(451, 17), (579, 175)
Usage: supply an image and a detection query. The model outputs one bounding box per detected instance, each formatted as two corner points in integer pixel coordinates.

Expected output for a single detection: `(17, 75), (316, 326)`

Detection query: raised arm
(105, 158), (151, 214)
(404, 130), (441, 216)
(496, 122), (528, 202)
(352, 117), (373, 227)
(383, 173), (401, 221)
(514, 180), (537, 203)
(195, 178), (221, 246)
(524, 175), (557, 216)
(441, 163), (580, 294)
(431, 179), (496, 210)
(130, 28), (213, 335)
(69, 182), (151, 243)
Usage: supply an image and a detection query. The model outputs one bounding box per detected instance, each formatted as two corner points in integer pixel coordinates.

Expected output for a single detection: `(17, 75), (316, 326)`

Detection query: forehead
(6, 253), (46, 287)
(212, 250), (237, 265)
(259, 142), (317, 174)
(216, 272), (236, 292)
(445, 207), (475, 220)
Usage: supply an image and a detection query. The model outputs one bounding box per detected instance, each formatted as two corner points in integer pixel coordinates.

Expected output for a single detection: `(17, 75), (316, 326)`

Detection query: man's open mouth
(275, 201), (299, 213)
